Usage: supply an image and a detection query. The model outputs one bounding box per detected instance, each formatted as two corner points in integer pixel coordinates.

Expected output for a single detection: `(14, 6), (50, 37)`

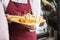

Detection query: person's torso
(4, 0), (36, 40)
(5, 0), (32, 16)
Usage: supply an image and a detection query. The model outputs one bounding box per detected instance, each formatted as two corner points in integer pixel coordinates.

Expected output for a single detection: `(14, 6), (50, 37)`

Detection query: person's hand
(39, 19), (46, 26)
(39, 21), (44, 26)
(5, 14), (13, 23)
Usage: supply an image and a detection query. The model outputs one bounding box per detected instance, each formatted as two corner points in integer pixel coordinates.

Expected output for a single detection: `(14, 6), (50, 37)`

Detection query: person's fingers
(39, 19), (46, 26)
(39, 22), (44, 26)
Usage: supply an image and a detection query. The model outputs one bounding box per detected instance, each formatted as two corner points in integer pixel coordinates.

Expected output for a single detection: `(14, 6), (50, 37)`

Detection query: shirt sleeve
(0, 1), (9, 40)
(30, 0), (43, 16)
(2, 0), (10, 10)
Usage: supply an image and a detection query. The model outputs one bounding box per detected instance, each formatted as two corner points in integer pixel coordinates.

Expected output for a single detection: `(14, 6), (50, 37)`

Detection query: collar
(12, 0), (28, 4)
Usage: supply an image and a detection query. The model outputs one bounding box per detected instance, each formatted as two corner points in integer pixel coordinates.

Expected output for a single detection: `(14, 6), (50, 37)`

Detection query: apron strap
(28, 0), (30, 4)
(10, 0), (11, 1)
(10, 0), (30, 4)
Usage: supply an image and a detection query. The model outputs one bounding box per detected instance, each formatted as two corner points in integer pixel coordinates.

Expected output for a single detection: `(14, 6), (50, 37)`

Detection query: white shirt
(2, 0), (43, 16)
(2, 0), (47, 34)
(0, 1), (9, 40)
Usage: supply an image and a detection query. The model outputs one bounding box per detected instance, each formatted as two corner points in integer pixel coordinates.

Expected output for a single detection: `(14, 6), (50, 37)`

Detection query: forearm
(0, 1), (9, 40)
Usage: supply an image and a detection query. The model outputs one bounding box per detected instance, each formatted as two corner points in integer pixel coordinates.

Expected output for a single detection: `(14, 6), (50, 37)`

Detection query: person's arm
(0, 1), (9, 40)
(2, 0), (10, 10)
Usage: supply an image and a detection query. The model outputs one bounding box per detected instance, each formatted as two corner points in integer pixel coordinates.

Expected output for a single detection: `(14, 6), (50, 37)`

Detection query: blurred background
(37, 0), (57, 40)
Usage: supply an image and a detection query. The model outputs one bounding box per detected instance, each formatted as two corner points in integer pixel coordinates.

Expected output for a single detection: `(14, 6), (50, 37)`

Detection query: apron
(5, 0), (36, 40)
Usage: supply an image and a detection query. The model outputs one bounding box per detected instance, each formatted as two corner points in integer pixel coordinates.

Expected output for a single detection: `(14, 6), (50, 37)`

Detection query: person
(2, 0), (47, 40)
(0, 1), (9, 40)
